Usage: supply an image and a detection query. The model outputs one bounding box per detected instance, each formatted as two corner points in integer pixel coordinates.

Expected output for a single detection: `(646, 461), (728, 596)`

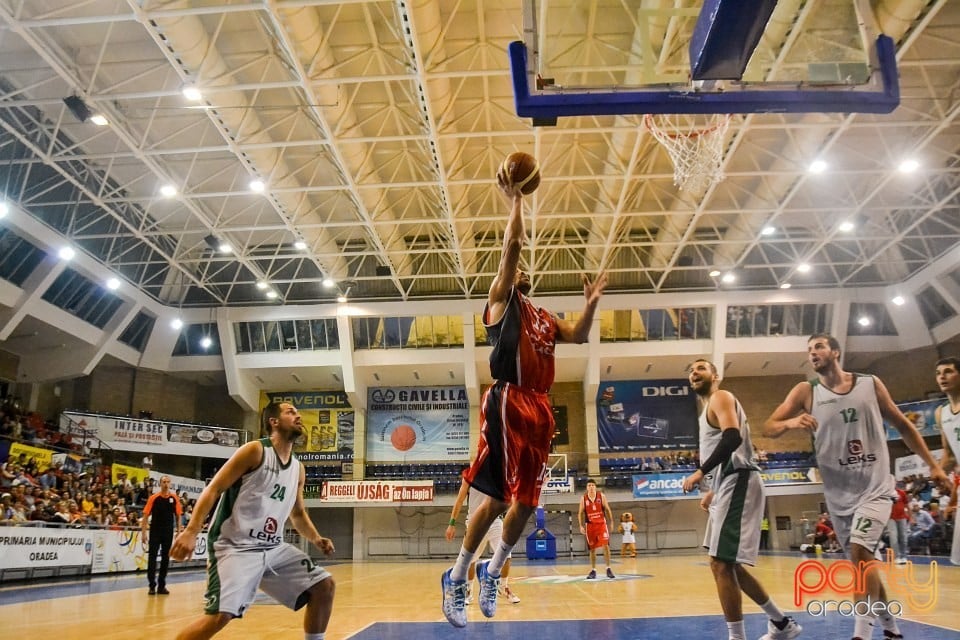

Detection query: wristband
(449, 518), (456, 526)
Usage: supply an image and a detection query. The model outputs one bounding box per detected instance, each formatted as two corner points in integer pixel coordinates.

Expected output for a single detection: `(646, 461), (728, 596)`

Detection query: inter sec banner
(261, 391), (355, 462)
(597, 379), (698, 452)
(0, 527), (94, 569)
(366, 386), (470, 461)
(60, 411), (240, 458)
(886, 399), (943, 440)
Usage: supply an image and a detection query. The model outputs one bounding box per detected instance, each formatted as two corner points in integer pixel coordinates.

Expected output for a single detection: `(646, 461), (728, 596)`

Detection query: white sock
(726, 620), (746, 640)
(486, 540), (512, 577)
(878, 609), (900, 633)
(305, 634), (325, 640)
(853, 613), (875, 639)
(759, 598), (785, 622)
(450, 547), (477, 582)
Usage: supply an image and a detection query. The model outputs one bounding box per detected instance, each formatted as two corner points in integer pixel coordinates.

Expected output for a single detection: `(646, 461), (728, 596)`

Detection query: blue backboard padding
(689, 0), (779, 80)
(509, 37), (899, 119)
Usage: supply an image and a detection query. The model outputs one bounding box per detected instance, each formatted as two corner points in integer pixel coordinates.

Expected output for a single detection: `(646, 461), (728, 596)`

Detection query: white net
(644, 114), (732, 193)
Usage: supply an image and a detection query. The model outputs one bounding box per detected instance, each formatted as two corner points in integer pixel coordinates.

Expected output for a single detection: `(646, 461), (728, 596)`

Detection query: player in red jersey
(440, 164), (607, 628)
(578, 479), (615, 579)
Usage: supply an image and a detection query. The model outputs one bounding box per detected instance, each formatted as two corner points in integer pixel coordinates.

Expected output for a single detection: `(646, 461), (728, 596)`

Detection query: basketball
(499, 151), (540, 194)
(390, 424), (417, 451)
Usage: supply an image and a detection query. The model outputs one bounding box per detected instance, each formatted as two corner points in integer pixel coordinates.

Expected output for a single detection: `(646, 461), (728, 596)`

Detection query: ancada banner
(597, 379), (698, 452)
(366, 386), (470, 462)
(319, 480), (434, 503)
(632, 472), (692, 499)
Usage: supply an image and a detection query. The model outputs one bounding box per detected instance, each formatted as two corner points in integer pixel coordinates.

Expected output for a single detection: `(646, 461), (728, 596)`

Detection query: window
(41, 268), (124, 329)
(234, 319), (340, 353)
(847, 303), (898, 336)
(118, 311), (155, 352)
(172, 323), (221, 356)
(916, 287), (956, 328)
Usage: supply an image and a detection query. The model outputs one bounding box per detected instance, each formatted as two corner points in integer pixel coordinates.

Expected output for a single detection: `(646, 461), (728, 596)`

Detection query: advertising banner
(631, 472), (691, 499)
(319, 480), (434, 503)
(261, 391), (354, 462)
(9, 442), (54, 472)
(894, 449), (944, 480)
(366, 386), (470, 462)
(91, 529), (208, 573)
(148, 471), (208, 501)
(597, 379), (699, 452)
(760, 467), (820, 485)
(111, 462), (151, 486)
(886, 399), (943, 441)
(60, 411), (240, 458)
(0, 526), (94, 569)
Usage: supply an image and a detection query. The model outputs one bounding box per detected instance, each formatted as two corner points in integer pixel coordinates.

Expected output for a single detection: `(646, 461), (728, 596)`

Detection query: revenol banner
(261, 391), (355, 462)
(597, 379), (698, 452)
(366, 386), (470, 462)
(61, 411), (240, 458)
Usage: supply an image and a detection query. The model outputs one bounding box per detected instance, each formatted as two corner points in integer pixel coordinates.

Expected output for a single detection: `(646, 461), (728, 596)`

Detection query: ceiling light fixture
(249, 179), (265, 193)
(891, 295), (905, 306)
(170, 318), (183, 330)
(898, 159), (919, 174)
(857, 316), (872, 327)
(838, 221), (854, 232)
(709, 270), (721, 277)
(266, 290), (278, 299)
(182, 86), (202, 101)
(760, 225), (776, 236)
(294, 240), (307, 251)
(337, 294), (347, 303)
(58, 246), (75, 261)
(779, 282), (792, 289)
(106, 277), (120, 290)
(0, 201), (8, 217)
(808, 159), (828, 174)
(256, 281), (268, 290)
(721, 272), (736, 283)
(322, 278), (335, 288)
(218, 242), (233, 254)
(200, 336), (213, 349)
(797, 263), (811, 273)
(89, 114), (109, 126)
(160, 184), (177, 198)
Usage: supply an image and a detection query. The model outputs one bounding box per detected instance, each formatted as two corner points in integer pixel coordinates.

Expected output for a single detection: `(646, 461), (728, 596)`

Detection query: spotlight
(337, 295), (347, 303)
(182, 86), (202, 101)
(200, 336), (213, 349)
(322, 278), (335, 288)
(857, 316), (871, 327)
(891, 295), (905, 306)
(266, 290), (278, 299)
(761, 226), (776, 236)
(218, 242), (233, 254)
(63, 95), (92, 122)
(838, 221), (854, 232)
(58, 246), (75, 261)
(294, 240), (307, 251)
(89, 114), (108, 126)
(898, 159), (919, 174)
(709, 270), (721, 277)
(808, 159), (828, 174)
(106, 277), (120, 290)
(779, 283), (792, 289)
(256, 281), (268, 290)
(797, 263), (811, 273)
(160, 184), (177, 198)
(249, 179), (265, 193)
(170, 318), (183, 330)
(0, 201), (8, 217)
(721, 272), (735, 283)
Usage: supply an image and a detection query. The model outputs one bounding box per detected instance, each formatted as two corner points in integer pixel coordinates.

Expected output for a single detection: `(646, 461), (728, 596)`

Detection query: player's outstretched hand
(315, 536), (335, 556)
(170, 530), (197, 562)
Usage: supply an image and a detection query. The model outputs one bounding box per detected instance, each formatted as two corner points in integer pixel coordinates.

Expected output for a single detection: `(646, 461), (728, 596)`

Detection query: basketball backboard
(511, 0), (898, 123)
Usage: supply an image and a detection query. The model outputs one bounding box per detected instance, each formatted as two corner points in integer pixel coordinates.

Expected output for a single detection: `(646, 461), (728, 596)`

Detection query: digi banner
(261, 391), (354, 462)
(60, 411), (240, 458)
(885, 399), (943, 441)
(366, 386), (470, 462)
(0, 527), (94, 569)
(319, 480), (434, 503)
(597, 379), (698, 452)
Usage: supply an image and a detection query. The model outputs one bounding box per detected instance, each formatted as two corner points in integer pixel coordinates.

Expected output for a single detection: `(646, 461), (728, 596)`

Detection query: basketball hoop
(644, 113), (732, 193)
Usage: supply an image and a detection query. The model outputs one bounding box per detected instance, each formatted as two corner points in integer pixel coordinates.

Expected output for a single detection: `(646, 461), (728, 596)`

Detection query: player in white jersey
(445, 479), (520, 604)
(765, 334), (948, 640)
(934, 356), (960, 565)
(170, 402), (336, 640)
(681, 359), (801, 640)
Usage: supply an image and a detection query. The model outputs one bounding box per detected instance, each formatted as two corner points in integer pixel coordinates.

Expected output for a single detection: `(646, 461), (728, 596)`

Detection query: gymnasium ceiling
(0, 0), (958, 309)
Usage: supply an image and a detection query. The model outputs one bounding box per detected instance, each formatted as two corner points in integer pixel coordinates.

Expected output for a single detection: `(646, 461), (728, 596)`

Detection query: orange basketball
(499, 151), (540, 195)
(390, 424), (417, 452)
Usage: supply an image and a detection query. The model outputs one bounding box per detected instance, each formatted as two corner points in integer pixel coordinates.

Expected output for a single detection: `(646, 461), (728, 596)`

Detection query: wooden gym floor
(1, 552), (958, 639)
